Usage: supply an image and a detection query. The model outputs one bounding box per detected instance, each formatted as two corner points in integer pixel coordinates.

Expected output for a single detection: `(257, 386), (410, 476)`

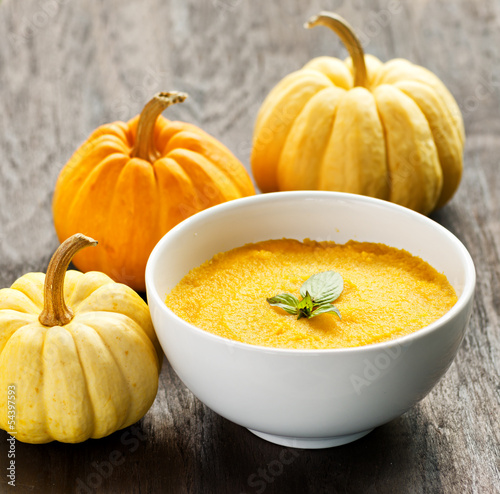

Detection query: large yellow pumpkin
(251, 12), (465, 214)
(53, 92), (255, 292)
(0, 234), (162, 444)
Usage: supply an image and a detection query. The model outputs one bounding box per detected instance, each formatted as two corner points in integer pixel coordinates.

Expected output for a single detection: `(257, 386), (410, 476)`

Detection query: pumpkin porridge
(165, 239), (457, 349)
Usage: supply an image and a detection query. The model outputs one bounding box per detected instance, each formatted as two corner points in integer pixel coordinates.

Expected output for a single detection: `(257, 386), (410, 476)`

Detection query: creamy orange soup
(165, 239), (457, 349)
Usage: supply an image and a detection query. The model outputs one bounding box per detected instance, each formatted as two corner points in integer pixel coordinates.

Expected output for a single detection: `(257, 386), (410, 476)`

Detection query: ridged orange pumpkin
(251, 12), (465, 215)
(53, 92), (255, 291)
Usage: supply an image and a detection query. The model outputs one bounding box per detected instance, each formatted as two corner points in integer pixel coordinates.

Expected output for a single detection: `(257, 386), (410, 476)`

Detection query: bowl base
(247, 428), (374, 449)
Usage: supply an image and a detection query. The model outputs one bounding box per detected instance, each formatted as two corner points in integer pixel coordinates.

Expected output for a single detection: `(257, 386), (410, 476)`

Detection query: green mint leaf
(266, 293), (300, 315)
(267, 272), (344, 320)
(299, 270), (343, 305)
(297, 292), (314, 319)
(310, 303), (342, 319)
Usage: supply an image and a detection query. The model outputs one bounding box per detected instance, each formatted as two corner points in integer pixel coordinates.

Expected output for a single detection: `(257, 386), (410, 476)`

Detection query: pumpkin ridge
(302, 57), (354, 89)
(87, 122), (131, 146)
(58, 153), (129, 246)
(68, 272), (115, 312)
(63, 322), (98, 437)
(0, 310), (37, 354)
(8, 273), (46, 309)
(371, 60), (465, 146)
(97, 158), (159, 288)
(67, 135), (130, 169)
(315, 89), (344, 190)
(252, 74), (333, 192)
(155, 119), (191, 153)
(374, 85), (442, 213)
(253, 70), (332, 133)
(1, 323), (51, 443)
(67, 157), (141, 277)
(73, 282), (161, 362)
(78, 310), (161, 369)
(278, 87), (344, 190)
(95, 160), (132, 275)
(73, 317), (133, 430)
(399, 78), (465, 149)
(68, 321), (130, 438)
(319, 87), (388, 197)
(152, 158), (170, 239)
(253, 71), (333, 140)
(78, 312), (159, 428)
(62, 271), (85, 305)
(168, 148), (241, 206)
(163, 130), (255, 197)
(1, 286), (42, 314)
(374, 86), (410, 205)
(65, 152), (128, 210)
(394, 80), (463, 208)
(152, 157), (201, 232)
(373, 100), (392, 196)
(42, 325), (94, 442)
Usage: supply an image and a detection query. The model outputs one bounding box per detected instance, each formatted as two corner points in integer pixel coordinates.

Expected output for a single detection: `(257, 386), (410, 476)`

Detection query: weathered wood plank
(0, 0), (499, 492)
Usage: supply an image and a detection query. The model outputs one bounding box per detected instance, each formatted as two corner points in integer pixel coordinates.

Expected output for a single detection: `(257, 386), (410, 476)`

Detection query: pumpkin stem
(305, 11), (368, 88)
(38, 234), (98, 327)
(131, 91), (188, 161)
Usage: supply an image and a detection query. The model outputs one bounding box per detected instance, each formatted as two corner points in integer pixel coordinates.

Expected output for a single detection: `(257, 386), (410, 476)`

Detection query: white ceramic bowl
(146, 191), (475, 449)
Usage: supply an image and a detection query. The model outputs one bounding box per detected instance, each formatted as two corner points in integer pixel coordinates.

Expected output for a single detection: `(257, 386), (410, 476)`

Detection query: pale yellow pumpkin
(0, 234), (162, 444)
(251, 12), (465, 214)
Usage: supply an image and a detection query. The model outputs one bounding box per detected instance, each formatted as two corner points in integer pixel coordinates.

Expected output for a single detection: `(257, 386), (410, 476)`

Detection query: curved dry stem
(131, 91), (188, 162)
(38, 234), (98, 327)
(305, 11), (368, 88)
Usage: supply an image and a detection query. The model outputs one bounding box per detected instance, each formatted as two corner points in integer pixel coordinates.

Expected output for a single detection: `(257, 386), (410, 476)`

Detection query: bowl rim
(146, 191), (476, 355)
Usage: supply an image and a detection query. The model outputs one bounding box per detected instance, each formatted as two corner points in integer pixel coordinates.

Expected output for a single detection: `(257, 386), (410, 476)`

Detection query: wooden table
(1, 0), (499, 492)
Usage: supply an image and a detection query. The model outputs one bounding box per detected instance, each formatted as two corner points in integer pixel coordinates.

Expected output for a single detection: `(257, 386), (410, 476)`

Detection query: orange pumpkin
(53, 92), (255, 291)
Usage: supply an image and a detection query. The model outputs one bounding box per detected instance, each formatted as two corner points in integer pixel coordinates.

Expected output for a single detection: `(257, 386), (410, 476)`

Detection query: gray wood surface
(1, 0), (499, 492)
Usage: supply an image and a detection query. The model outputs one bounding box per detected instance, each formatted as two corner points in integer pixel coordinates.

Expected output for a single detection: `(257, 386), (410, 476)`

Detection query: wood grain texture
(1, 0), (499, 492)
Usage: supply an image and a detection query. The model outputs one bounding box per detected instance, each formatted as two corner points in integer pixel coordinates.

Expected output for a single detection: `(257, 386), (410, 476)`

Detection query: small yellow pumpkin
(251, 12), (465, 214)
(53, 92), (255, 292)
(0, 234), (162, 444)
